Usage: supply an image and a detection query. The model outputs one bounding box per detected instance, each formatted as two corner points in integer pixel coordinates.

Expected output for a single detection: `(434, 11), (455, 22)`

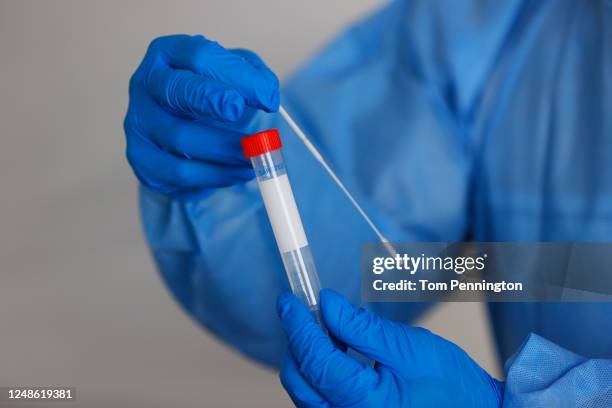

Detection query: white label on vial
(259, 174), (308, 253)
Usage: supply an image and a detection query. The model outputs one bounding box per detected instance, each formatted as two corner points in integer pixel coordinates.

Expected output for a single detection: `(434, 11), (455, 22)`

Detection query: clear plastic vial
(241, 129), (324, 325)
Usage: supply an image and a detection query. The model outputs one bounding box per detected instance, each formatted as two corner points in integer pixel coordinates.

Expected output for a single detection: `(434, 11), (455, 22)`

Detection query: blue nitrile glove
(277, 290), (503, 407)
(124, 34), (279, 198)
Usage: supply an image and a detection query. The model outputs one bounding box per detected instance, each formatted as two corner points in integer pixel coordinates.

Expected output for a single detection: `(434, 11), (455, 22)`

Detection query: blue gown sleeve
(139, 0), (523, 367)
(504, 333), (612, 407)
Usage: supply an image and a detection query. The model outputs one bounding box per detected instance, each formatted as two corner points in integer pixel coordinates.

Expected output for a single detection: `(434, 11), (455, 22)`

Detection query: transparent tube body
(250, 149), (323, 325)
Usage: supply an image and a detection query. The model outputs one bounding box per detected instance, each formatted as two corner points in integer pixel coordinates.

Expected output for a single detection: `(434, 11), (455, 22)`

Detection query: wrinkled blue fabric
(278, 290), (504, 407)
(504, 334), (612, 407)
(136, 0), (612, 406)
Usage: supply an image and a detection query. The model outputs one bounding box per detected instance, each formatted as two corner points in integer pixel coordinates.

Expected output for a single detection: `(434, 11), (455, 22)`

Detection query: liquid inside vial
(281, 245), (324, 326)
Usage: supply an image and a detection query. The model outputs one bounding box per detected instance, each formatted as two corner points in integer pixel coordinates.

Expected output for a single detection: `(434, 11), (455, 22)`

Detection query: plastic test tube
(241, 129), (323, 326)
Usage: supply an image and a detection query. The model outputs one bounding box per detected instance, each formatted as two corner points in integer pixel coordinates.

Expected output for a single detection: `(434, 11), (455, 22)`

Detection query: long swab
(279, 105), (397, 257)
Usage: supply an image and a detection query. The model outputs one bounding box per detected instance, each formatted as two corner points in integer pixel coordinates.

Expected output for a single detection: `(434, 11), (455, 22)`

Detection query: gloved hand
(277, 290), (504, 407)
(124, 34), (279, 197)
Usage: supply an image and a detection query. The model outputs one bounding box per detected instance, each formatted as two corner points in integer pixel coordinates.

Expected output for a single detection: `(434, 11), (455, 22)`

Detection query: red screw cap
(241, 128), (283, 158)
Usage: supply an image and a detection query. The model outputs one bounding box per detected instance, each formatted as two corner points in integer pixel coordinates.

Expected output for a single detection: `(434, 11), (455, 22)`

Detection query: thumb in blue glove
(277, 289), (503, 407)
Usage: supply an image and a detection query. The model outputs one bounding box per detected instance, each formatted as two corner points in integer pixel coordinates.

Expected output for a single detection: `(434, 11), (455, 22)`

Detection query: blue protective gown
(140, 0), (612, 405)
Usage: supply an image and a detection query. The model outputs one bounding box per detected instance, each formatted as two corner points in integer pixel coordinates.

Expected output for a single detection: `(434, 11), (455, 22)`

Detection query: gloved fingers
(230, 48), (279, 87)
(148, 120), (250, 167)
(125, 122), (253, 191)
(128, 84), (250, 166)
(156, 35), (279, 112)
(280, 352), (329, 408)
(146, 68), (246, 122)
(277, 292), (378, 405)
(320, 289), (407, 366)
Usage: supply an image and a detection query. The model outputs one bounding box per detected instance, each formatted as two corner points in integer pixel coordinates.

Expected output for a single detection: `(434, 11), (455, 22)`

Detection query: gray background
(0, 1), (500, 406)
